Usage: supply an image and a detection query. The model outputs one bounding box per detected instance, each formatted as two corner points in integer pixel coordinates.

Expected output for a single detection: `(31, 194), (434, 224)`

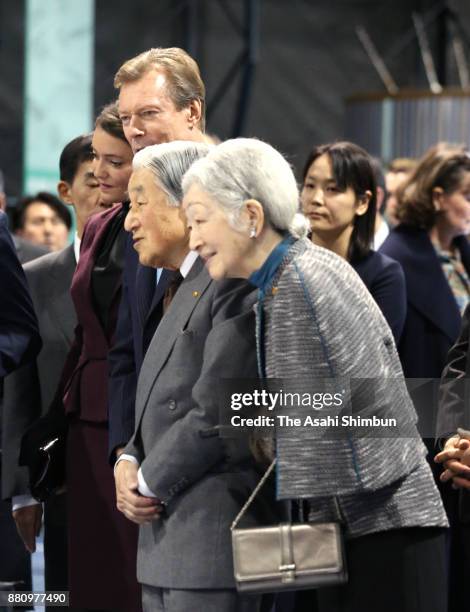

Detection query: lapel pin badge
(192, 290), (200, 298)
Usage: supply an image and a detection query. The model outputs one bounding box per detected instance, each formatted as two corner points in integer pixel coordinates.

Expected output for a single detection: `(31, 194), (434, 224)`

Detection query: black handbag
(19, 407), (68, 502)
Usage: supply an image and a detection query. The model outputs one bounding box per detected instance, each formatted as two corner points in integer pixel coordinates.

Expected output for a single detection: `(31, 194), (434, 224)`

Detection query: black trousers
(316, 527), (447, 612)
(43, 493), (68, 593)
(443, 487), (470, 612)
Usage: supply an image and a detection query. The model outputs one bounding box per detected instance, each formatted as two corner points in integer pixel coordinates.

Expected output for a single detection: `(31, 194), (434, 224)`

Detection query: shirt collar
(73, 233), (81, 263)
(180, 250), (199, 278)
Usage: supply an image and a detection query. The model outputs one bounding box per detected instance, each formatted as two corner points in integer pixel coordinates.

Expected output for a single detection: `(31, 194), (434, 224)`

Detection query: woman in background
(380, 143), (470, 380)
(56, 102), (139, 611)
(301, 141), (406, 343)
(381, 142), (470, 612)
(182, 137), (448, 612)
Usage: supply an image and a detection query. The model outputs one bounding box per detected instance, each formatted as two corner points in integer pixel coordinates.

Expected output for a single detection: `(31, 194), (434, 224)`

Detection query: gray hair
(182, 138), (309, 238)
(133, 141), (211, 207)
(0, 169), (4, 194)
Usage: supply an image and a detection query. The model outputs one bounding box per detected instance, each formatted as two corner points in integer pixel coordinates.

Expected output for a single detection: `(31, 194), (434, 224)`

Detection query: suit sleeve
(0, 212), (41, 376)
(108, 239), (138, 464)
(2, 361), (41, 498)
(368, 257), (407, 344)
(436, 304), (470, 438)
(135, 283), (257, 507)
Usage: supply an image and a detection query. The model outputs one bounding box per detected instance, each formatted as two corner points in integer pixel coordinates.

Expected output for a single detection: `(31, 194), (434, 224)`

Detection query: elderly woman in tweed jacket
(182, 138), (448, 612)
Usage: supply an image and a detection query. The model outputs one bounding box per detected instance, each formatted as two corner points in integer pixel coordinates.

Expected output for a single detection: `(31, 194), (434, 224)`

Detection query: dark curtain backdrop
(0, 0), (25, 199)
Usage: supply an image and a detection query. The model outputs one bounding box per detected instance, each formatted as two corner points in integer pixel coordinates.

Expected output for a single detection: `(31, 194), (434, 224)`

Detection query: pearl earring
(249, 226), (256, 239)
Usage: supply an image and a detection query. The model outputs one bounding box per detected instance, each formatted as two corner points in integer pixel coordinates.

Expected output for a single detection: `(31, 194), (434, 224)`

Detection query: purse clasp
(279, 563), (296, 582)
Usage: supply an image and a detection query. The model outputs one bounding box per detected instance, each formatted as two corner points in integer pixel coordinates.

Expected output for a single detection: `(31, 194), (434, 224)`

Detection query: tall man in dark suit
(1, 134), (101, 597)
(115, 142), (263, 612)
(0, 210), (41, 375)
(0, 169), (46, 602)
(108, 47), (207, 464)
(0, 208), (41, 599)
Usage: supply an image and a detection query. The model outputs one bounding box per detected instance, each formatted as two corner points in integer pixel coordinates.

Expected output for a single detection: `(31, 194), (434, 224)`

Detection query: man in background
(0, 169), (48, 262)
(2, 134), (101, 604)
(14, 191), (72, 252)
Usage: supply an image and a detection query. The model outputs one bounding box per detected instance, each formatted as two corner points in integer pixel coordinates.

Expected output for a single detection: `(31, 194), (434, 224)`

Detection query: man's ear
(57, 180), (73, 205)
(355, 190), (372, 216)
(432, 187), (444, 212)
(187, 99), (202, 130)
(0, 192), (6, 211)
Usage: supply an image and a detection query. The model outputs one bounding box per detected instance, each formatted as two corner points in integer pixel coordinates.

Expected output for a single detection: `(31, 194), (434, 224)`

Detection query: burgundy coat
(62, 204), (124, 422)
(58, 204), (141, 610)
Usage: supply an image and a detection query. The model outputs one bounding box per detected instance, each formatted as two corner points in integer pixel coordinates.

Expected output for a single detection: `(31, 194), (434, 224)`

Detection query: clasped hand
(114, 460), (163, 525)
(435, 434), (470, 489)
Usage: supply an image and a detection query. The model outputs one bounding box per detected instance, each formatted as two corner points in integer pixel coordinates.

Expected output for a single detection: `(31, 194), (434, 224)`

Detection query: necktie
(162, 271), (184, 314)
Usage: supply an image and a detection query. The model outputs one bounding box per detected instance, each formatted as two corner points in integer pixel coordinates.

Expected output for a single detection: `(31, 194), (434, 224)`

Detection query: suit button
(169, 400), (176, 410)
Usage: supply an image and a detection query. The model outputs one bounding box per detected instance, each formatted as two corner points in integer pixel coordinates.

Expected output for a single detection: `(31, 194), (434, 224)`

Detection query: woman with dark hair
(54, 102), (140, 610)
(380, 143), (470, 380)
(301, 141), (406, 343)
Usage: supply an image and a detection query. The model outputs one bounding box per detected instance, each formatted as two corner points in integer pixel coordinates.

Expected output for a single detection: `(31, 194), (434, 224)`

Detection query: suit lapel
(47, 245), (77, 345)
(73, 205), (123, 345)
(136, 258), (212, 423)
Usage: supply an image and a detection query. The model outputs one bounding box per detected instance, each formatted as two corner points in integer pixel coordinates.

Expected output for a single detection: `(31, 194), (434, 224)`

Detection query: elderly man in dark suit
(115, 142), (265, 612)
(108, 47), (208, 465)
(1, 134), (101, 600)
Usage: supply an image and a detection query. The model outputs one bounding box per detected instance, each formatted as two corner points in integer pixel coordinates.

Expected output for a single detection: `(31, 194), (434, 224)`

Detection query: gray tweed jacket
(260, 239), (447, 537)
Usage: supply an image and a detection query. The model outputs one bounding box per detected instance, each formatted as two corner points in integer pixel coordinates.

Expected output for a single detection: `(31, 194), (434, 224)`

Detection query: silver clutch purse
(231, 460), (348, 593)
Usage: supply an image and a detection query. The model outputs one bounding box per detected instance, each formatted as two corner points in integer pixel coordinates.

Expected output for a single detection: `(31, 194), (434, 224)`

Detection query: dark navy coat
(0, 211), (40, 376)
(380, 225), (470, 379)
(107, 233), (172, 458)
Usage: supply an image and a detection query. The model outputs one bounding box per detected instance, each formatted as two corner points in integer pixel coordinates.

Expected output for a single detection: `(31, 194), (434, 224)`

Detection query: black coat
(381, 226), (470, 442)
(0, 212), (40, 376)
(437, 303), (470, 438)
(352, 249), (406, 344)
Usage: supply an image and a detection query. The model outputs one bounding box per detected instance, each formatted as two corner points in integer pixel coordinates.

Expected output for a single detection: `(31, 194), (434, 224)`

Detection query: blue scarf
(248, 236), (295, 378)
(249, 235), (295, 293)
